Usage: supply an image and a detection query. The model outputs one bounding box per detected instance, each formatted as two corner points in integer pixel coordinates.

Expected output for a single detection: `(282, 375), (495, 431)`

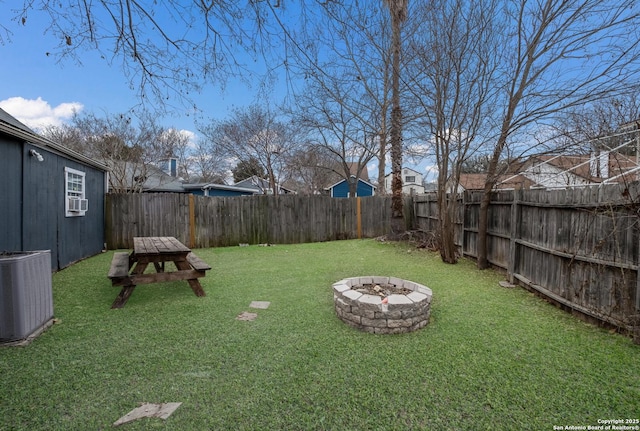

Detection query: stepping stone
(113, 402), (182, 427)
(236, 311), (258, 321)
(249, 301), (271, 309)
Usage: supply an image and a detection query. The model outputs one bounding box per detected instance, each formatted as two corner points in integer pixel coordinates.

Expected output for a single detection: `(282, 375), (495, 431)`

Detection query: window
(65, 167), (88, 217)
(405, 175), (416, 183)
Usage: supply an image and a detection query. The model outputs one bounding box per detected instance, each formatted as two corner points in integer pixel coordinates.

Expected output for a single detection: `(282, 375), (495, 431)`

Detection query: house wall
(52, 150), (106, 269)
(0, 138), (23, 251)
(384, 169), (425, 195)
(403, 183), (425, 195)
(0, 134), (106, 270)
(522, 164), (591, 188)
(207, 189), (255, 197)
(331, 180), (374, 198)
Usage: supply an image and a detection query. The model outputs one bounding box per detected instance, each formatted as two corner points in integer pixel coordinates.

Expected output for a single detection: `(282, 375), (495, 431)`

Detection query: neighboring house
(0, 107), (108, 271)
(325, 176), (376, 198)
(183, 183), (258, 197)
(156, 157), (178, 178)
(455, 173), (538, 192)
(234, 175), (295, 195)
(384, 167), (426, 195)
(455, 152), (639, 192)
(515, 153), (639, 188)
(105, 160), (185, 193)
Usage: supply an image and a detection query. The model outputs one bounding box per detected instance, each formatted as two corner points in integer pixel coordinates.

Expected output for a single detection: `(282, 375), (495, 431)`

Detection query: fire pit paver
(333, 276), (432, 334)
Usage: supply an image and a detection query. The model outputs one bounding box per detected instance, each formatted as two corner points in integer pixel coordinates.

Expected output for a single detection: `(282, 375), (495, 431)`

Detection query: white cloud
(0, 96), (83, 130)
(367, 162), (378, 179)
(163, 127), (198, 149)
(178, 129), (196, 142)
(422, 164), (439, 182)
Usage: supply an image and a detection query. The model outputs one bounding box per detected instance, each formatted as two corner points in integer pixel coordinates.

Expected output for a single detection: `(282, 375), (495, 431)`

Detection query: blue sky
(0, 4), (435, 182)
(0, 7), (278, 131)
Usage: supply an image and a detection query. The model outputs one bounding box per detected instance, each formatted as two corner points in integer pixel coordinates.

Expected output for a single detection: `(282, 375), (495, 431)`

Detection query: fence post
(105, 193), (113, 250)
(507, 188), (520, 283)
(635, 222), (640, 343)
(356, 197), (362, 239)
(189, 194), (196, 248)
(460, 191), (466, 256)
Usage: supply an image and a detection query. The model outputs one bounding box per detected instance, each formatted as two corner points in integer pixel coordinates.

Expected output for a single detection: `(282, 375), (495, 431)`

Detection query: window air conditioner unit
(69, 198), (89, 212)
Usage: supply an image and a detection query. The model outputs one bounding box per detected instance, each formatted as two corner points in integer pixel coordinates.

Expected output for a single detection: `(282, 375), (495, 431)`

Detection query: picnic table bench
(108, 236), (211, 309)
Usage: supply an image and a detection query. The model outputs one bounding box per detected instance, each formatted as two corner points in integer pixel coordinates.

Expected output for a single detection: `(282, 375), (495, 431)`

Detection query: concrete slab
(236, 311), (258, 321)
(113, 402), (182, 427)
(249, 301), (271, 309)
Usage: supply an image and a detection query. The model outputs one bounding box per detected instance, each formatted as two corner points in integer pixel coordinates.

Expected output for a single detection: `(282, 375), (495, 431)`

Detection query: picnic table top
(133, 237), (190, 257)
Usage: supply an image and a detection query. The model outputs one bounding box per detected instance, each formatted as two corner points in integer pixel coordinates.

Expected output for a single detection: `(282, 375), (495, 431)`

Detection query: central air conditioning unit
(0, 250), (53, 343)
(68, 197), (88, 212)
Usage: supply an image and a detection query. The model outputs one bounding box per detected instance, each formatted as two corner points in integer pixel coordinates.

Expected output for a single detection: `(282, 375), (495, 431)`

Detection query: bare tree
(293, 79), (378, 197)
(477, 0), (640, 269)
(40, 122), (84, 153)
(199, 104), (296, 194)
(406, 0), (501, 263)
(552, 92), (640, 154)
(189, 137), (230, 184)
(284, 1), (394, 195)
(7, 1), (295, 108)
(285, 145), (340, 195)
(42, 110), (177, 192)
(156, 128), (194, 180)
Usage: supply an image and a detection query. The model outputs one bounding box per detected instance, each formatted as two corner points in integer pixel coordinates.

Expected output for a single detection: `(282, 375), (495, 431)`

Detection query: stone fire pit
(333, 276), (432, 334)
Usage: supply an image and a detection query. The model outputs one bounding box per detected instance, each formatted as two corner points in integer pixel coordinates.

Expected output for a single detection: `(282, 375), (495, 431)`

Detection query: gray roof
(0, 107), (35, 134)
(105, 160), (185, 192)
(234, 175), (295, 194)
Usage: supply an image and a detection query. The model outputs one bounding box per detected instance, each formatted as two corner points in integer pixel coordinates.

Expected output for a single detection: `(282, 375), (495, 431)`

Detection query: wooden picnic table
(108, 237), (210, 309)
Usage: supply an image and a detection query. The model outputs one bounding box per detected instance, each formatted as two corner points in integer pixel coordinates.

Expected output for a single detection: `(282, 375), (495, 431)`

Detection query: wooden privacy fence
(106, 187), (640, 332)
(414, 184), (640, 333)
(106, 193), (405, 250)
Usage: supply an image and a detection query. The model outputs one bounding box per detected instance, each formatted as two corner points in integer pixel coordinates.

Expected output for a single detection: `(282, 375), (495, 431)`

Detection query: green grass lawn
(1, 239), (639, 430)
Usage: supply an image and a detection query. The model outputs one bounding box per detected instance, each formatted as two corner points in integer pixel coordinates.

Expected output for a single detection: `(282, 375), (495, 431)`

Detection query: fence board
(107, 194), (393, 249)
(106, 185), (640, 332)
(413, 183), (640, 332)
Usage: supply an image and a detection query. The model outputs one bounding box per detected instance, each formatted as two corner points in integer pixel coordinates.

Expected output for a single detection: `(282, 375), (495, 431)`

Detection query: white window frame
(65, 167), (88, 217)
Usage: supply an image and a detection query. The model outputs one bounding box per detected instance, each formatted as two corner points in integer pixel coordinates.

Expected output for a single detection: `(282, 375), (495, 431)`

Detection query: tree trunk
(349, 177), (358, 198)
(478, 126), (509, 269)
(387, 0), (407, 238)
(390, 106), (404, 236)
(377, 129), (387, 194)
(438, 192), (458, 264)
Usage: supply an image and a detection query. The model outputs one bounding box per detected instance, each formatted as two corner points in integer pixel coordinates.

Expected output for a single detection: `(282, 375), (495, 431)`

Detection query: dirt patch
(352, 283), (412, 297)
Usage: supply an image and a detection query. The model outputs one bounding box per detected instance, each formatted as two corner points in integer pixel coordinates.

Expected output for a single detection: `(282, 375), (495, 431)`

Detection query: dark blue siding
(330, 179), (374, 198)
(55, 156), (105, 269)
(1, 135), (106, 270)
(0, 139), (23, 251)
(331, 180), (350, 198)
(356, 181), (374, 197)
(22, 144), (58, 266)
(208, 189), (255, 197)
